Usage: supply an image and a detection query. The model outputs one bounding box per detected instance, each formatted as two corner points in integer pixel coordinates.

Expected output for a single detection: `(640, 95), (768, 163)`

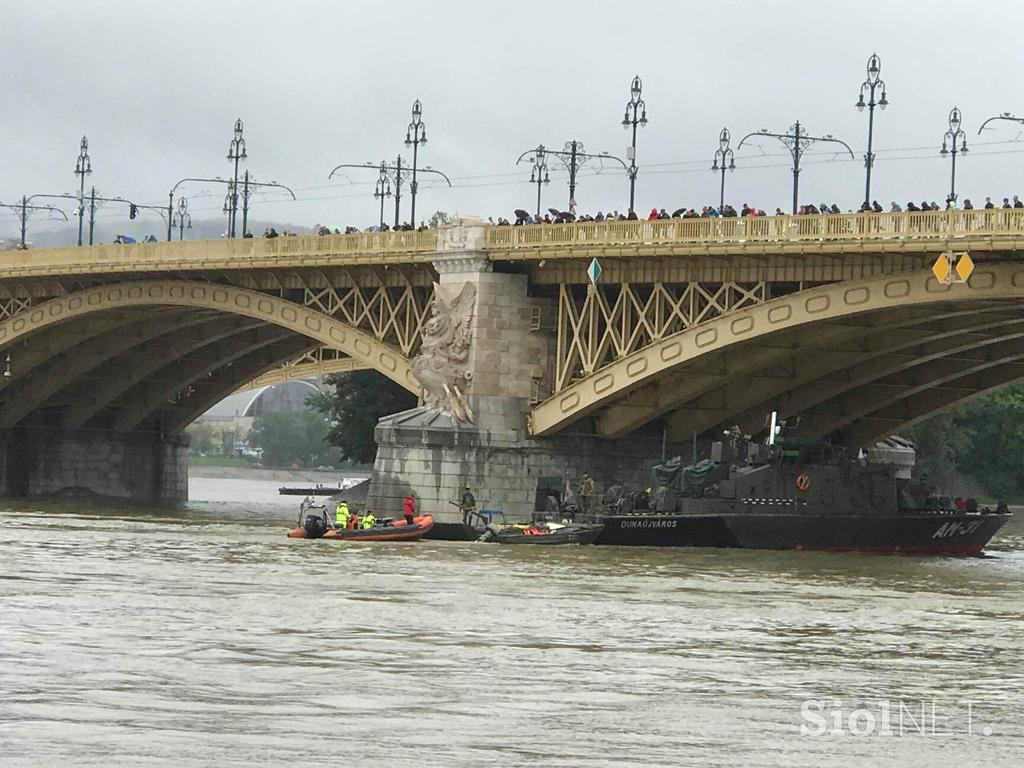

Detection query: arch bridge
(2, 210), (1023, 504)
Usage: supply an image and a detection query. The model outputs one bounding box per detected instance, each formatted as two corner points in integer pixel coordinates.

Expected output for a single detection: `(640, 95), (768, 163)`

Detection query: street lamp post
(940, 107), (968, 203)
(622, 75), (648, 214)
(738, 122), (855, 214)
(517, 142), (628, 214)
(74, 136), (92, 246)
(855, 53), (889, 206)
(226, 118), (247, 238)
(88, 186), (98, 245)
(526, 145), (551, 218)
(328, 162), (451, 229)
(166, 176), (294, 240)
(404, 100), (428, 228)
(373, 162), (392, 229)
(0, 197), (69, 249)
(710, 127), (736, 213)
(174, 197), (192, 240)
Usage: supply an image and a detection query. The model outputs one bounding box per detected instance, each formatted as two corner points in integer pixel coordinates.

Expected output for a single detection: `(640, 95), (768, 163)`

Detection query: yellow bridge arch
(529, 263), (1024, 445)
(0, 280), (419, 393)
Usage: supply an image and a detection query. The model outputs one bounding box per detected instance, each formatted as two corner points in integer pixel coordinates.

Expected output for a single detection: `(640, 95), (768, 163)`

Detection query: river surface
(1, 477), (1022, 767)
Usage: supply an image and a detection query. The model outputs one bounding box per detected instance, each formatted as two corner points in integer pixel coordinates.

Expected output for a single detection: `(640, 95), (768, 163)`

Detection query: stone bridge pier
(0, 426), (188, 502)
(367, 218), (675, 521)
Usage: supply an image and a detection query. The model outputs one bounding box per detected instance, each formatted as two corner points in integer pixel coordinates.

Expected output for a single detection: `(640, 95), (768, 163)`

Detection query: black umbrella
(548, 207), (561, 217)
(514, 209), (529, 219)
(561, 211), (577, 222)
(671, 207), (688, 218)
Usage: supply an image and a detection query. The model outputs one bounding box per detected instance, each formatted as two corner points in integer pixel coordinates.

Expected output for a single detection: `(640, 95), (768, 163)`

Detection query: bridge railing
(485, 209), (1024, 251)
(0, 229), (439, 275)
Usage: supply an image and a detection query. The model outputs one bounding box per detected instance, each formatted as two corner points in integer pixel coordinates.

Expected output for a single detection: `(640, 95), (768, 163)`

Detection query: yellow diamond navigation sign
(955, 252), (975, 283)
(932, 251), (974, 285)
(932, 253), (951, 284)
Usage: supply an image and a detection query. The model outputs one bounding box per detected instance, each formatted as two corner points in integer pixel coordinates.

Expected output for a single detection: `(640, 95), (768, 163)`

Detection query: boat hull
(494, 525), (604, 545)
(287, 515), (434, 542)
(596, 512), (1012, 554)
(423, 522), (481, 541)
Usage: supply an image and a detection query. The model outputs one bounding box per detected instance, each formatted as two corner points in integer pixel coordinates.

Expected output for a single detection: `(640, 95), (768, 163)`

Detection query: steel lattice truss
(555, 281), (767, 392)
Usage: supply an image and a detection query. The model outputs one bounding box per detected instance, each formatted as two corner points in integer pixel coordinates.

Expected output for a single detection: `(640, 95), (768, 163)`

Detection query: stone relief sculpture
(411, 281), (477, 423)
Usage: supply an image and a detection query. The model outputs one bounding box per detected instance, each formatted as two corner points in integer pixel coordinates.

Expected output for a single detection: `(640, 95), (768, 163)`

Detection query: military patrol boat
(595, 434), (1011, 554)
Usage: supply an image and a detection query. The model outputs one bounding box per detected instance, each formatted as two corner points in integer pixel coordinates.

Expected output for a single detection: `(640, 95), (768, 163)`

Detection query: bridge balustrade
(485, 209), (1024, 251)
(0, 229), (438, 275)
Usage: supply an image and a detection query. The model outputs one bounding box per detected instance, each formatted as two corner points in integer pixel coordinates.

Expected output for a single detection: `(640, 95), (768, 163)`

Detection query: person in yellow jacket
(361, 511), (377, 530)
(334, 500), (350, 529)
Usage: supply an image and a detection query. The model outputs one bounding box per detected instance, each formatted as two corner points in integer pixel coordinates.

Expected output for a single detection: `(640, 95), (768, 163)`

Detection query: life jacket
(335, 502), (350, 527)
(362, 514), (377, 529)
(402, 497), (416, 516)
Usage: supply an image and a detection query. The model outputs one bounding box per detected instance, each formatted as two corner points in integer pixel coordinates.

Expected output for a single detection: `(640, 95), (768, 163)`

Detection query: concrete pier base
(366, 217), (679, 522)
(0, 428), (189, 502)
(367, 407), (674, 521)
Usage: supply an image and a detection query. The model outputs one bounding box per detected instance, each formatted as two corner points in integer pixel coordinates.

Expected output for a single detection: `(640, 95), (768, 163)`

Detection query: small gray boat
(487, 522), (603, 545)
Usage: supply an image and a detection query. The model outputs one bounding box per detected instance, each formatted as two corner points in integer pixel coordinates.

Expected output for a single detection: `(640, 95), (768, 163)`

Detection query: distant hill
(3, 218), (315, 249)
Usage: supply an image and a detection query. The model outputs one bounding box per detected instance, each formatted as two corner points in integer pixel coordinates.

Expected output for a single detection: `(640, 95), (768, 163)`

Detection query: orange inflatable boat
(288, 512), (434, 542)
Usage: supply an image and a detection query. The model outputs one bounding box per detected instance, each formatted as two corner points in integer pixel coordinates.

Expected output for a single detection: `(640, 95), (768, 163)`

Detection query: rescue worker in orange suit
(403, 493), (417, 526)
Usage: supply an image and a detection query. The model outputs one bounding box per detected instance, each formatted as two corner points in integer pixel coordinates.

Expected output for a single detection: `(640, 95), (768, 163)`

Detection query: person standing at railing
(1014, 196), (1023, 209)
(963, 199), (974, 210)
(890, 202), (902, 212)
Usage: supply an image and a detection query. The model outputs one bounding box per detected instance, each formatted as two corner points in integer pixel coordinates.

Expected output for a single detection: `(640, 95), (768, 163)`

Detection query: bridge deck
(1, 230), (438, 277)
(486, 210), (1024, 258)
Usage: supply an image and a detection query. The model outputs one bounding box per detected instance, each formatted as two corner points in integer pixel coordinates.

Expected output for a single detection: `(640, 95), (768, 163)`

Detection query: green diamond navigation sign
(587, 257), (602, 285)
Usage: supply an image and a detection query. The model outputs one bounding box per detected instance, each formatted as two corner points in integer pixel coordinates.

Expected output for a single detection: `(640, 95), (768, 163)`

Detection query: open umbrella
(559, 211), (577, 222)
(671, 207), (688, 218)
(548, 207), (562, 217)
(514, 209), (529, 219)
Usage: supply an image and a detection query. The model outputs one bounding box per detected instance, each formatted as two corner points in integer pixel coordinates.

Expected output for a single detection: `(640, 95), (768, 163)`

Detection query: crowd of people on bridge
(250, 190), (1024, 239)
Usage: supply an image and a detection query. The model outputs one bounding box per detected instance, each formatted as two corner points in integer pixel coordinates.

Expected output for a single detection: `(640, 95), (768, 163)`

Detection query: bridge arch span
(0, 280), (420, 394)
(530, 264), (1024, 443)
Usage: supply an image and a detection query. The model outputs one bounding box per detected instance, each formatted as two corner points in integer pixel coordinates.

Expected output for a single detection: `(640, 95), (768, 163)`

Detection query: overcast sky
(4, 0), (1024, 238)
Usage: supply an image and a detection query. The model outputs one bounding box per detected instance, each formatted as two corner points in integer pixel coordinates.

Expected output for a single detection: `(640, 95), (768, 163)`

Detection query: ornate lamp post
(74, 136), (92, 246)
(622, 75), (648, 213)
(940, 107), (968, 203)
(404, 100), (428, 228)
(526, 145), (551, 218)
(855, 53), (889, 206)
(710, 127), (735, 213)
(0, 197), (69, 249)
(373, 161), (392, 229)
(328, 161), (450, 229)
(517, 141), (627, 214)
(226, 118), (247, 238)
(738, 122), (854, 214)
(173, 197), (192, 240)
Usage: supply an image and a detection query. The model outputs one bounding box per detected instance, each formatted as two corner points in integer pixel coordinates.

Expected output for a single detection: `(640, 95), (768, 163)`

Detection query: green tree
(247, 408), (339, 468)
(427, 210), (450, 229)
(186, 423), (217, 456)
(910, 384), (1024, 499)
(308, 371), (418, 464)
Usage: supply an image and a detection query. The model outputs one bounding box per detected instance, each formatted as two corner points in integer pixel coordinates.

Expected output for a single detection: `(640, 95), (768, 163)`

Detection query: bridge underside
(614, 299), (1024, 447)
(0, 306), (323, 436)
(0, 276), (427, 501)
(530, 265), (1024, 447)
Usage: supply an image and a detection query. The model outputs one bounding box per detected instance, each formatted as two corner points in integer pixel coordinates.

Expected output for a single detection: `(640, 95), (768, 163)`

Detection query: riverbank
(188, 463), (370, 484)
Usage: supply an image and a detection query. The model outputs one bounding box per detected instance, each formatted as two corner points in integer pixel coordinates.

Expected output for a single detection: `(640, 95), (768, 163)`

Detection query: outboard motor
(304, 513), (328, 539)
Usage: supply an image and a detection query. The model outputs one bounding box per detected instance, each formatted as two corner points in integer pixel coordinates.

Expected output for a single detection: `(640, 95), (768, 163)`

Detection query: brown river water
(1, 477), (1022, 767)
